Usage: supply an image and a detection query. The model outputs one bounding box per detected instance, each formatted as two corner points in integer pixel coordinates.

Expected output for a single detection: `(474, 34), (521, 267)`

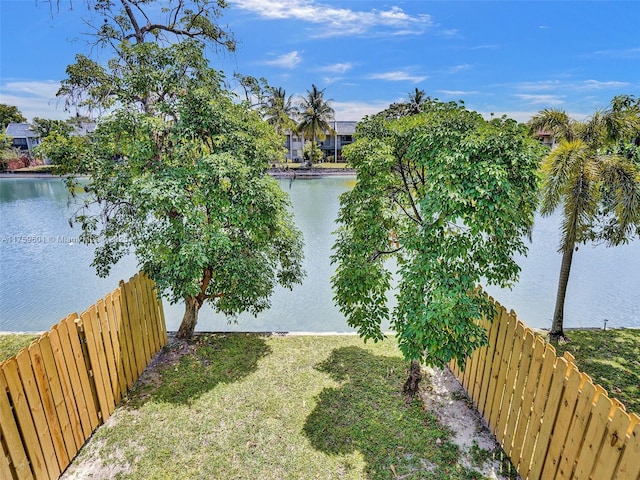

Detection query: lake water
(1, 176), (638, 333)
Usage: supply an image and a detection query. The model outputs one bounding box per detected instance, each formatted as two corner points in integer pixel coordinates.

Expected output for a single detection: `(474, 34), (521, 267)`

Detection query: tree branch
(397, 160), (423, 224)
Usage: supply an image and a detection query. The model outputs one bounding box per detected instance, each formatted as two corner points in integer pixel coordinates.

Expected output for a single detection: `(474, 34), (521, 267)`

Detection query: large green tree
(48, 0), (305, 338)
(53, 40), (304, 338)
(332, 101), (543, 394)
(0, 104), (26, 130)
(529, 96), (640, 340)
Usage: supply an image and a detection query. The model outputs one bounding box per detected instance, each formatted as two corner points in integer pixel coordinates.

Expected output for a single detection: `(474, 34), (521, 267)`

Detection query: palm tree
(407, 87), (426, 114)
(264, 86), (296, 135)
(296, 84), (335, 149)
(530, 98), (640, 340)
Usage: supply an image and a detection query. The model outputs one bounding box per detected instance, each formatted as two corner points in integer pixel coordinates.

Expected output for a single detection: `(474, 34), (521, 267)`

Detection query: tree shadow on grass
(303, 346), (483, 479)
(126, 333), (272, 407)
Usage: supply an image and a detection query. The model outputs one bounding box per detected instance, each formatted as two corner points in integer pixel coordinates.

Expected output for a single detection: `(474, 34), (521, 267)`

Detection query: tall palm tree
(264, 86), (296, 135)
(530, 99), (640, 340)
(296, 84), (335, 147)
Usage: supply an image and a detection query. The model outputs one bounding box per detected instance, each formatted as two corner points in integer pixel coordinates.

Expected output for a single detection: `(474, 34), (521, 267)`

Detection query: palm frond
(528, 109), (575, 142)
(540, 140), (589, 216)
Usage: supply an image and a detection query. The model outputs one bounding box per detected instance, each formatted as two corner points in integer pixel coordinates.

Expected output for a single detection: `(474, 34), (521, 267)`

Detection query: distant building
(5, 123), (41, 153)
(536, 130), (557, 149)
(319, 121), (357, 162)
(285, 120), (357, 162)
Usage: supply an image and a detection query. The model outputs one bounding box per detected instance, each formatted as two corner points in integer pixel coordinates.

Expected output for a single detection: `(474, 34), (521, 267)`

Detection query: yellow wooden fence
(449, 294), (640, 480)
(0, 273), (167, 480)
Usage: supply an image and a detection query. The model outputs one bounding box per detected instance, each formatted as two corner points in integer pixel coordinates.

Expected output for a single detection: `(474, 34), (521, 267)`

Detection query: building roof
(334, 121), (357, 135)
(5, 123), (39, 138)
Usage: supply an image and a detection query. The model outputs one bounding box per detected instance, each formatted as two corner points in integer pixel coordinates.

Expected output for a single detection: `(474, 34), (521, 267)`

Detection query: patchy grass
(63, 334), (490, 479)
(548, 328), (640, 414)
(0, 333), (40, 361)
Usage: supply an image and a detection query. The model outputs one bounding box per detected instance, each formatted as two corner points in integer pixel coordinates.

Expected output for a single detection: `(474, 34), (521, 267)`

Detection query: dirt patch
(420, 366), (520, 480)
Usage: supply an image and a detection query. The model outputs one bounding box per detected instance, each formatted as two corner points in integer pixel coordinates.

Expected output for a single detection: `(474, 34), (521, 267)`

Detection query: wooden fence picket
(0, 273), (166, 480)
(447, 292), (639, 480)
(0, 368), (33, 480)
(614, 420), (640, 479)
(48, 325), (84, 452)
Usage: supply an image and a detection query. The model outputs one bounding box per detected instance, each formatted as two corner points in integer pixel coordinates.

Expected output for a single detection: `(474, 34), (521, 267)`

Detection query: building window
(12, 138), (28, 150)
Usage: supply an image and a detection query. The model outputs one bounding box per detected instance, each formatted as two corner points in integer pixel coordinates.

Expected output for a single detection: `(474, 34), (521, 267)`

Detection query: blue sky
(1, 0), (639, 123)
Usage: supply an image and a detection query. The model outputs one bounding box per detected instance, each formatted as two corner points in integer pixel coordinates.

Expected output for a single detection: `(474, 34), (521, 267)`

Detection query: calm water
(1, 177), (638, 332)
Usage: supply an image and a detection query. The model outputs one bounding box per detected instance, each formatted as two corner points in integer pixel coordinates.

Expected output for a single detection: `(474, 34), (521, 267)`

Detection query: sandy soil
(420, 367), (520, 479)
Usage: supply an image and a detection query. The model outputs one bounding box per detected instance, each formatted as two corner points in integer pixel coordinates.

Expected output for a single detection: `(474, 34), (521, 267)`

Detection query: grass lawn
(548, 328), (640, 414)
(12, 165), (54, 173)
(0, 333), (39, 360)
(61, 334), (501, 480)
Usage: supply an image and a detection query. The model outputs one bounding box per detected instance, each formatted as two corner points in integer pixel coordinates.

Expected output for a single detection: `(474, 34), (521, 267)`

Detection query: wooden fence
(449, 294), (640, 480)
(0, 273), (167, 480)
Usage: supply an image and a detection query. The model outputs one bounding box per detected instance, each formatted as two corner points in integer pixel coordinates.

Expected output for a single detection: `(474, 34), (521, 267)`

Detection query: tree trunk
(549, 247), (574, 341)
(402, 359), (422, 404)
(177, 295), (202, 339)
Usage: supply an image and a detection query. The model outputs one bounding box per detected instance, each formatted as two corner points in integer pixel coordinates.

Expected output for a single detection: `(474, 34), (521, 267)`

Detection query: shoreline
(1, 167), (357, 180)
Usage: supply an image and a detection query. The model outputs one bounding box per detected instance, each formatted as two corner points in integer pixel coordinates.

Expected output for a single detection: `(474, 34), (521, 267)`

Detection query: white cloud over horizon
(232, 0), (432, 37)
(515, 94), (566, 106)
(263, 51), (303, 69)
(318, 63), (353, 74)
(368, 71), (427, 83)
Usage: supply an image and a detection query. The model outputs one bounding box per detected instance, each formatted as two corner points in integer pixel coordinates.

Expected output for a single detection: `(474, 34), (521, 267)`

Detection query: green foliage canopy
(32, 117), (74, 138)
(332, 101), (544, 368)
(0, 104), (26, 130)
(56, 40), (304, 337)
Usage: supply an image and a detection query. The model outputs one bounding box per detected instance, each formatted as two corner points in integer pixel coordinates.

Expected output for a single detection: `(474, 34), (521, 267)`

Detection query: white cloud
(232, 0), (432, 37)
(516, 80), (563, 92)
(577, 80), (630, 90)
(516, 79), (631, 95)
(263, 51), (303, 69)
(0, 80), (69, 121)
(332, 100), (391, 121)
(592, 47), (640, 59)
(514, 94), (565, 106)
(322, 76), (343, 85)
(444, 64), (471, 74)
(470, 44), (499, 50)
(318, 62), (353, 74)
(368, 71), (427, 83)
(438, 90), (479, 96)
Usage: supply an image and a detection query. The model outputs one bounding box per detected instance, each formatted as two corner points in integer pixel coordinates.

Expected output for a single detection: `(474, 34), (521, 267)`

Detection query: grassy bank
(548, 328), (639, 413)
(0, 333), (39, 360)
